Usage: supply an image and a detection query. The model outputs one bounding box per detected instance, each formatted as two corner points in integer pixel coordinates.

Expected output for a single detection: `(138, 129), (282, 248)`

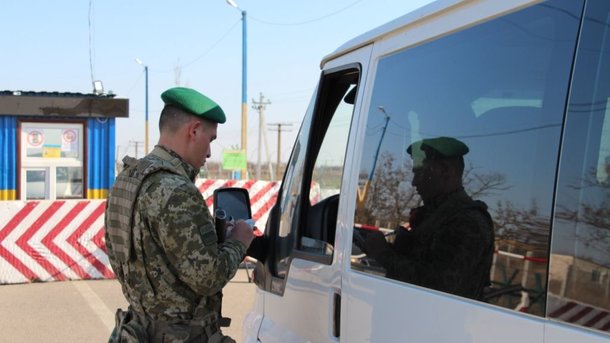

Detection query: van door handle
(333, 291), (341, 338)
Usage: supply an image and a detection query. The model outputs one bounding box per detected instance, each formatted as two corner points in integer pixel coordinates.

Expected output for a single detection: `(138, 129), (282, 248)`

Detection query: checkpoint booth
(0, 92), (280, 285)
(0, 90), (129, 200)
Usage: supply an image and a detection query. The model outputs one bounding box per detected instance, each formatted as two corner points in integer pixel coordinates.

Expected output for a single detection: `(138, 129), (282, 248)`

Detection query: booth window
(20, 122), (85, 200)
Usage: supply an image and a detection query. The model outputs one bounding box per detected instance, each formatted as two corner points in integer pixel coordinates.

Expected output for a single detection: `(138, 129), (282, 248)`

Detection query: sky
(1, 0), (435, 164)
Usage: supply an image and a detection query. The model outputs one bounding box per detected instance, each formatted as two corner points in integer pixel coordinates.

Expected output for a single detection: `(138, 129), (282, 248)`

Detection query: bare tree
(555, 166), (610, 262)
(462, 161), (510, 198)
(356, 153), (511, 229)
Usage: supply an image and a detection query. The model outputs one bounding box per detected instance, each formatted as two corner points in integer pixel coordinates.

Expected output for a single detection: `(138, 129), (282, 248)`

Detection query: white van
(239, 0), (610, 341)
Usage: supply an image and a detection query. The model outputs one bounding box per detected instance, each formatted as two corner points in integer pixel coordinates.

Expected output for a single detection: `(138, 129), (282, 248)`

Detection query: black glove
(364, 230), (390, 261)
(352, 228), (369, 253)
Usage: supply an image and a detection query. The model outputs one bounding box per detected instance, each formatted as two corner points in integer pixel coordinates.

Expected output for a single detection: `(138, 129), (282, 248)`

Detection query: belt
(132, 310), (221, 341)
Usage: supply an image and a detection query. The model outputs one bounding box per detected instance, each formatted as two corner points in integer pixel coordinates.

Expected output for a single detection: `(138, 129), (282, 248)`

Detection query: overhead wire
(249, 0), (365, 26)
(182, 19), (241, 69)
(149, 1), (364, 72)
(150, 18), (241, 73)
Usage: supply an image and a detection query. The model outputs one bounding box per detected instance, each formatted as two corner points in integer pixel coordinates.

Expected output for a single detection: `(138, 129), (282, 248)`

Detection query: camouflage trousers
(108, 308), (236, 343)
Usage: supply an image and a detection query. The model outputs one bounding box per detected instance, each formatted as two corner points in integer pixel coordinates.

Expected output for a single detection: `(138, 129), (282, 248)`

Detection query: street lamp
(135, 58), (149, 154)
(226, 0), (248, 179)
(369, 106), (390, 182)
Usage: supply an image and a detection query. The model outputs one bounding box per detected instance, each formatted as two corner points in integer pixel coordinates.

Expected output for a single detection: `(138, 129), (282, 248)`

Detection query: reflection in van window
(596, 104), (610, 184)
(351, 0), (582, 316)
(358, 137), (495, 300)
(550, 0), (610, 333)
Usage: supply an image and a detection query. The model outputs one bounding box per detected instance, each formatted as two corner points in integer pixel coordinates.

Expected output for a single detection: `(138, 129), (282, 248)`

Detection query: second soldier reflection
(361, 136), (495, 300)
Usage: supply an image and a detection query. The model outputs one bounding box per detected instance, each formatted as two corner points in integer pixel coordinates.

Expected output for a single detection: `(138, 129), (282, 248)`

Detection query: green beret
(161, 87), (226, 124)
(407, 137), (469, 166)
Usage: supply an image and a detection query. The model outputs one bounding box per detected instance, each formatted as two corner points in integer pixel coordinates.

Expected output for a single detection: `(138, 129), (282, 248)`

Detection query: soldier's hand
(227, 220), (255, 248)
(363, 230), (393, 268)
(364, 230), (389, 258)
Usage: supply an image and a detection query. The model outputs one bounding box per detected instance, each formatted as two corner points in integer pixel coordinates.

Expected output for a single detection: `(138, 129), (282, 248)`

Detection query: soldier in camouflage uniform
(364, 137), (494, 300)
(105, 87), (255, 342)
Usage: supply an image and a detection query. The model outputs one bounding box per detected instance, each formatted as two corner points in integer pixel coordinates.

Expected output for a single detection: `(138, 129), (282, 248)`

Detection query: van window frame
(260, 64), (361, 292)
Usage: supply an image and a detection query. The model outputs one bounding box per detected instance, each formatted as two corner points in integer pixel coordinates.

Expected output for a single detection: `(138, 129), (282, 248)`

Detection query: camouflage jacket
(105, 145), (246, 322)
(371, 189), (494, 299)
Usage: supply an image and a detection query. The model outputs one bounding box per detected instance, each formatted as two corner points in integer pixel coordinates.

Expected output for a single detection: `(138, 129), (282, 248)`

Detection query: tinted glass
(352, 0), (582, 315)
(549, 0), (610, 334)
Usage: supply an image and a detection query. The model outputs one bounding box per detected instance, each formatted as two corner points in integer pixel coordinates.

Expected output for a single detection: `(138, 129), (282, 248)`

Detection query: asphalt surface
(0, 266), (256, 342)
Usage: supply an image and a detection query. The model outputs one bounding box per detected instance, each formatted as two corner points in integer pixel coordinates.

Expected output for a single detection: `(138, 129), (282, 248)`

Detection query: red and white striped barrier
(548, 295), (610, 332)
(0, 179), (281, 284)
(495, 249), (548, 263)
(0, 200), (111, 284)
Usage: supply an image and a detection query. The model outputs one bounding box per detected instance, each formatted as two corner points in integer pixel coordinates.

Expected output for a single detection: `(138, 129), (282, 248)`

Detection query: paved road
(0, 266), (256, 342)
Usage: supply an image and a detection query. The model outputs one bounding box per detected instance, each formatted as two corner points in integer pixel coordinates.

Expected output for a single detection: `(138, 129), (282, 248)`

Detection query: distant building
(0, 90), (128, 200)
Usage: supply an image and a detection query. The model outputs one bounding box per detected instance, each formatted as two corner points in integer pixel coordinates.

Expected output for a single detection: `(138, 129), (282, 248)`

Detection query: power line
(456, 123), (561, 139)
(181, 19), (241, 69)
(150, 18), (241, 73)
(249, 0), (365, 26)
(128, 140), (145, 159)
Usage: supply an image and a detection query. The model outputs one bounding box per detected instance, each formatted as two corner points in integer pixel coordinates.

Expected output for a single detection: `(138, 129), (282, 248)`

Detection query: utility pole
(252, 93), (272, 180)
(129, 140), (144, 159)
(135, 59), (149, 154)
(225, 0), (248, 179)
(268, 122), (293, 181)
(115, 145), (122, 174)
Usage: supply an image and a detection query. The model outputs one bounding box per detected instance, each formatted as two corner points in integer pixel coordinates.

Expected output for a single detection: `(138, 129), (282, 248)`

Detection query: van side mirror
(213, 187), (252, 243)
(213, 187), (252, 221)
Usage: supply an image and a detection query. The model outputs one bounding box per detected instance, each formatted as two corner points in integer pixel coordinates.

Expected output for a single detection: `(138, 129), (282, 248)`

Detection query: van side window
(272, 68), (359, 278)
(549, 0), (610, 333)
(351, 0), (582, 316)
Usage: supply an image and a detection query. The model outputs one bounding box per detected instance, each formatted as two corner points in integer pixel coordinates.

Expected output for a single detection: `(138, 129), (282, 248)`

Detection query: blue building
(0, 91), (128, 200)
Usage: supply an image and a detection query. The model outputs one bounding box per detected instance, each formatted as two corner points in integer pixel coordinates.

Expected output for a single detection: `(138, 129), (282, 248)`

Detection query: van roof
(320, 0), (463, 67)
(320, 0), (543, 68)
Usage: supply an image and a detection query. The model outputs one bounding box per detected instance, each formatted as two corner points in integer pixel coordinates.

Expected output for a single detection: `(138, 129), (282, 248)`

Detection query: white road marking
(72, 281), (115, 332)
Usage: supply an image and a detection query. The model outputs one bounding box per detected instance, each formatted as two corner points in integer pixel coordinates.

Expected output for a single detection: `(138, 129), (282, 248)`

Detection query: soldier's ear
(441, 159), (463, 178)
(438, 160), (452, 174)
(185, 119), (201, 140)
